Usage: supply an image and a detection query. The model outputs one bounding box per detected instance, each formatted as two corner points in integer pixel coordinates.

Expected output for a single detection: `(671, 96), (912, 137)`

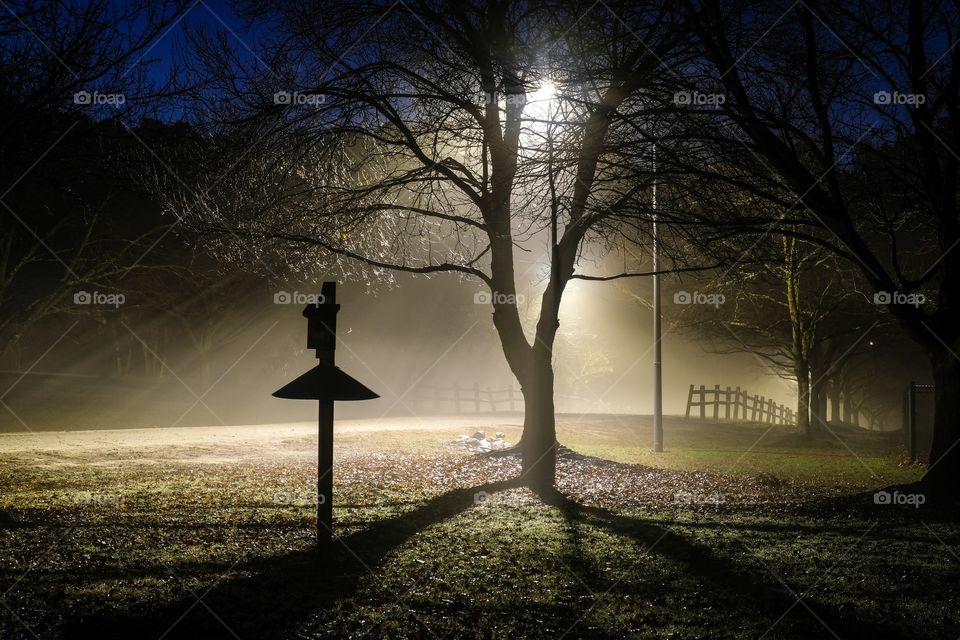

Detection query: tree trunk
(842, 382), (853, 424)
(795, 360), (811, 436)
(520, 345), (557, 493)
(829, 378), (841, 424)
(810, 373), (827, 430)
(922, 350), (960, 500)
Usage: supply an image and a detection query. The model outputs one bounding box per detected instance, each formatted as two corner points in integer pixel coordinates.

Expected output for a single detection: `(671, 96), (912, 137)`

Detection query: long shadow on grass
(61, 478), (519, 640)
(550, 492), (912, 639)
(63, 481), (912, 640)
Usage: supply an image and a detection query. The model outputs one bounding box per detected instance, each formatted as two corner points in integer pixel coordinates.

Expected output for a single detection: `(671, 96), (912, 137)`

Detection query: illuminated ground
(0, 417), (954, 639)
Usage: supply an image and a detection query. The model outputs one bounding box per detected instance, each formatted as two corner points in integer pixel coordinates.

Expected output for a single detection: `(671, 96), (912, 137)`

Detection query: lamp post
(652, 146), (663, 453)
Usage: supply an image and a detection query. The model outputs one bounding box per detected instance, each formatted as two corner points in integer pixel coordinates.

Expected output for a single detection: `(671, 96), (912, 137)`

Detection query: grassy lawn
(0, 417), (953, 639)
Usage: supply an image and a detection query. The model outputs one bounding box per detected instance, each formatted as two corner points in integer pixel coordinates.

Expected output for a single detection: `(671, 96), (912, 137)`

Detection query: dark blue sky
(140, 0), (246, 86)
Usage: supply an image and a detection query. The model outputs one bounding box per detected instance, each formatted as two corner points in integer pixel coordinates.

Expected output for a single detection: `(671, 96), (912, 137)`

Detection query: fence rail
(413, 383), (522, 413)
(684, 384), (795, 425)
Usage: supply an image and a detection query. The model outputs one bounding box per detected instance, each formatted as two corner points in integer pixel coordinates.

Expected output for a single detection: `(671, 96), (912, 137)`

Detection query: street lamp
(652, 145), (663, 453)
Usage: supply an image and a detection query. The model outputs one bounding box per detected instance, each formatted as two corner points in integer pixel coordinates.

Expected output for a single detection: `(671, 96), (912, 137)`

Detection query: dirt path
(0, 415), (524, 455)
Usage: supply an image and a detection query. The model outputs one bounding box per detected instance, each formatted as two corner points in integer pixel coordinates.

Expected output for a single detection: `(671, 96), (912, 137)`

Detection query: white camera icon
(73, 91), (92, 105)
(873, 490), (891, 505)
(474, 291), (491, 304)
(673, 291), (692, 304)
(274, 91), (292, 105)
(473, 490), (490, 505)
(673, 91), (691, 105)
(873, 91), (891, 105)
(873, 291), (891, 304)
(74, 291), (91, 304)
(274, 291), (292, 304)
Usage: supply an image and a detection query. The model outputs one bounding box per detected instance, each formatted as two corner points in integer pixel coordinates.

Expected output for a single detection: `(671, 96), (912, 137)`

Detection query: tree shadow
(62, 478), (518, 640)
(545, 489), (914, 639)
(62, 481), (919, 639)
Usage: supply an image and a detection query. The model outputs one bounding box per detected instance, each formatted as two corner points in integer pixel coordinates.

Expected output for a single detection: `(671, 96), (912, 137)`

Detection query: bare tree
(673, 0), (960, 498)
(0, 0), (190, 357)
(162, 0), (700, 489)
(678, 232), (875, 435)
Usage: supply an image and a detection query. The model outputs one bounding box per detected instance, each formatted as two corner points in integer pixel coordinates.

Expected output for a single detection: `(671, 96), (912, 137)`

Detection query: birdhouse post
(273, 282), (378, 550)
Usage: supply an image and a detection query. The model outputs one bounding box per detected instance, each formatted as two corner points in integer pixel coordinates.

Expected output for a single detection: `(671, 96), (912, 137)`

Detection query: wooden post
(713, 384), (720, 421)
(733, 387), (741, 420)
(724, 386), (731, 420)
(699, 385), (706, 420)
(907, 381), (916, 462)
(487, 386), (496, 412)
(318, 399), (333, 549)
(508, 386), (516, 411)
(474, 382), (481, 413)
(313, 282), (338, 550)
(685, 384), (694, 419)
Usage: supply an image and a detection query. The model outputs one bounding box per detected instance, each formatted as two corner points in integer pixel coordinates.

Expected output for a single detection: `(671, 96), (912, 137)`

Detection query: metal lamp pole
(652, 145), (663, 452)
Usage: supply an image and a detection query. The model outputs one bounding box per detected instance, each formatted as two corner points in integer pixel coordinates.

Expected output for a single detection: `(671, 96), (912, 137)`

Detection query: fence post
(751, 395), (759, 421)
(509, 386), (516, 411)
(699, 385), (706, 419)
(487, 386), (496, 413)
(713, 384), (720, 421)
(724, 386), (731, 420)
(474, 382), (481, 413)
(907, 381), (916, 462)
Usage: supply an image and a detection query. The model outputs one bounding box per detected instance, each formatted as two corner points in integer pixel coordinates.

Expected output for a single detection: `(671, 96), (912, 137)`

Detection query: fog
(0, 269), (794, 431)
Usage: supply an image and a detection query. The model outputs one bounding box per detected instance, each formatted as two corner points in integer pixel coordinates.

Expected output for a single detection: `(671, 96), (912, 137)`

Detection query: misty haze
(0, 1), (956, 639)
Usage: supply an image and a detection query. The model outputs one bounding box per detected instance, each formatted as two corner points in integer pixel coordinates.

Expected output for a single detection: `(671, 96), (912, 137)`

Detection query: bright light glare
(530, 82), (556, 104)
(523, 82), (557, 129)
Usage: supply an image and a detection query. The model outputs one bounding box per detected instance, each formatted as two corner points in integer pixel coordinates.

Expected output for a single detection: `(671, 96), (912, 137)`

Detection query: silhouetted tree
(675, 0), (960, 498)
(165, 0), (699, 489)
(0, 0), (189, 357)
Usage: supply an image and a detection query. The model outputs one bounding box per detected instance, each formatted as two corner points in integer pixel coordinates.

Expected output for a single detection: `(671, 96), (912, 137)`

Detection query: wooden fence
(685, 384), (795, 425)
(413, 384), (521, 413)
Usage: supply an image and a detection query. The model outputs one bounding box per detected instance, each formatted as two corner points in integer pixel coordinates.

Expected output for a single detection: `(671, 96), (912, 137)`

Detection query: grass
(0, 416), (952, 639)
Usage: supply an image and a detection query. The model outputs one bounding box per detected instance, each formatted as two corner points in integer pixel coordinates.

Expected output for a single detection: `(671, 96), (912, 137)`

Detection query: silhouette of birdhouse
(272, 364), (378, 401)
(271, 281), (378, 549)
(273, 281), (378, 401)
